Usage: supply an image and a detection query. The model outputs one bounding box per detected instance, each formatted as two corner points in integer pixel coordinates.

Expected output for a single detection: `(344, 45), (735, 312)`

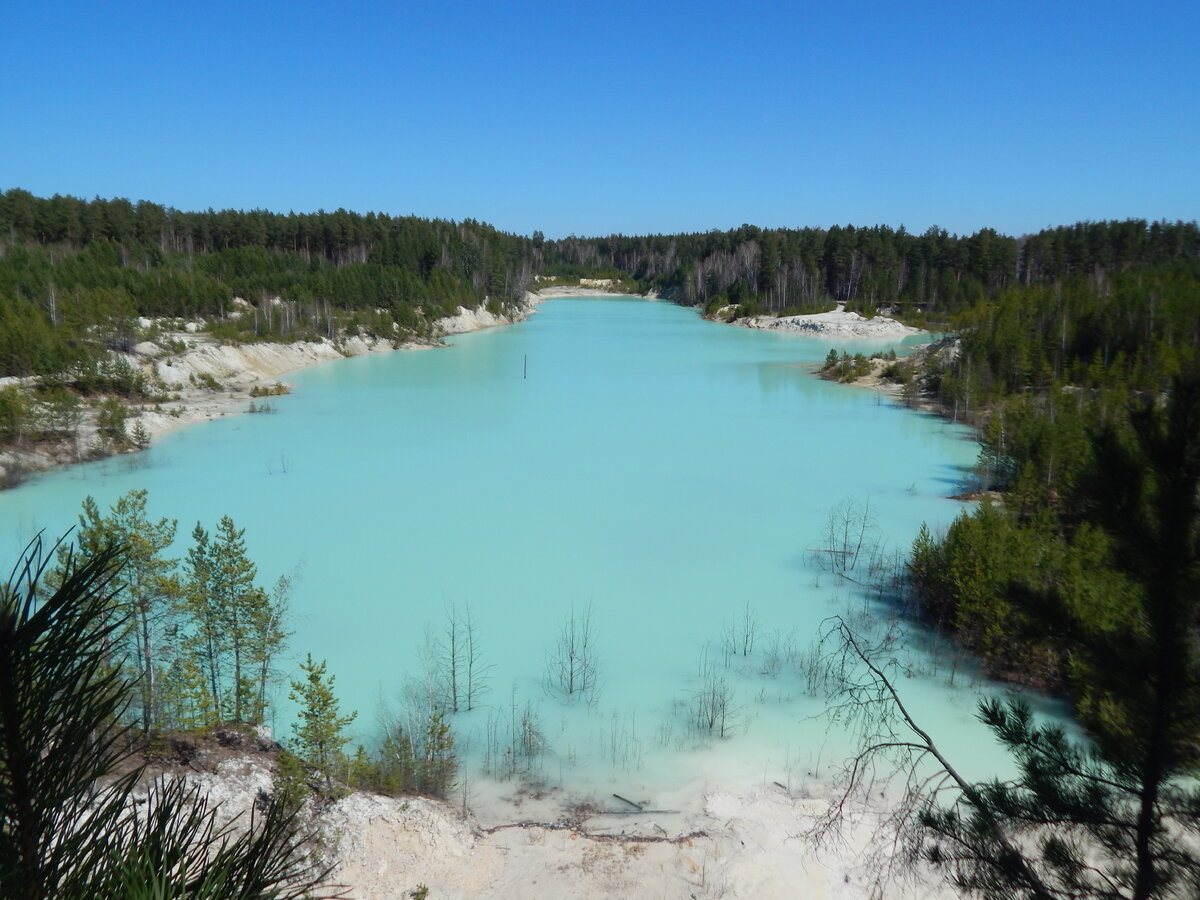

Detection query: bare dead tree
(544, 601), (600, 702)
(722, 601), (758, 664)
(462, 604), (492, 712)
(439, 602), (462, 713)
(690, 645), (739, 739)
(811, 615), (1061, 900)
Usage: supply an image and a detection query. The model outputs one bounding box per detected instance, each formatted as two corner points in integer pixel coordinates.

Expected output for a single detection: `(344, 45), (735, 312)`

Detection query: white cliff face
(147, 339), (348, 390)
(431, 295), (560, 337)
(128, 334), (399, 443)
(432, 305), (517, 337)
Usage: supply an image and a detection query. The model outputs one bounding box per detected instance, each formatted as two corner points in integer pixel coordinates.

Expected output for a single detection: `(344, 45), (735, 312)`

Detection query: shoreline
(164, 728), (952, 900)
(323, 777), (953, 900)
(0, 296), (549, 488)
(141, 294), (554, 444)
(531, 284), (659, 300)
(42, 289), (965, 896)
(711, 302), (926, 340)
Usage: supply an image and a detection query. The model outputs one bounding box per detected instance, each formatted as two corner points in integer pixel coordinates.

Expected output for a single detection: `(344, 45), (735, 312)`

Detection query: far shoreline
(0, 294), (553, 489)
(0, 289), (940, 490)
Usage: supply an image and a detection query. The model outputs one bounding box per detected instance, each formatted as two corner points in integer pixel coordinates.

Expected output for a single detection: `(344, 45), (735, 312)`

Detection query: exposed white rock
(433, 305), (513, 336)
(340, 334), (397, 356)
(737, 304), (923, 339)
(322, 793), (503, 898)
(148, 339), (345, 390)
(179, 757), (276, 823)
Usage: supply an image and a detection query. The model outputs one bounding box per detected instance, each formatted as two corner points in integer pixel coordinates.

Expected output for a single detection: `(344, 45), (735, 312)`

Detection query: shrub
(96, 397), (128, 442)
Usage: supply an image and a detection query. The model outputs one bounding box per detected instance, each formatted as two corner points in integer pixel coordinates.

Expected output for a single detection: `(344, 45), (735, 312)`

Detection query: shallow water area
(0, 297), (1023, 808)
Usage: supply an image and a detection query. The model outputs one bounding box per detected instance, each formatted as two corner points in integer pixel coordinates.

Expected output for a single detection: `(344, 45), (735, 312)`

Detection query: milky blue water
(0, 298), (1029, 799)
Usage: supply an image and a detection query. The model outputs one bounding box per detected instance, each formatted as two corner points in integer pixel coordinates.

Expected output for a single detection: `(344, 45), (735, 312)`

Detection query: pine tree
(182, 522), (223, 723)
(247, 575), (292, 726)
(180, 518), (289, 727)
(0, 536), (341, 900)
(68, 490), (178, 733)
(211, 515), (258, 722)
(289, 654), (356, 792)
(831, 373), (1200, 899)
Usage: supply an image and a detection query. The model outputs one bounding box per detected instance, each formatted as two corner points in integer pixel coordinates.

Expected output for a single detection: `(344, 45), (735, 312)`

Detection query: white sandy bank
(0, 300), (543, 485)
(724, 304), (924, 339)
(134, 299), (541, 442)
(533, 285), (659, 300)
(179, 751), (950, 900)
(133, 336), (394, 441)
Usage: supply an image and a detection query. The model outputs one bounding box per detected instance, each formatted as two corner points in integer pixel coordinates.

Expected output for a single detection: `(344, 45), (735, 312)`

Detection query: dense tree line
(844, 374), (1200, 900)
(0, 189), (539, 377)
(898, 225), (1200, 696)
(0, 189), (538, 282)
(545, 219), (1200, 322)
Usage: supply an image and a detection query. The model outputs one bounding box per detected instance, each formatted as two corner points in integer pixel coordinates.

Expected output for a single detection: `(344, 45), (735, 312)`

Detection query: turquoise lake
(0, 297), (1020, 799)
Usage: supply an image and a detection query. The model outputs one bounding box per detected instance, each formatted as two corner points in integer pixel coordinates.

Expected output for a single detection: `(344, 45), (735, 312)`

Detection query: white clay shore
(720, 303), (924, 340)
(179, 746), (953, 900)
(323, 782), (951, 900)
(0, 297), (546, 483)
(136, 298), (545, 444)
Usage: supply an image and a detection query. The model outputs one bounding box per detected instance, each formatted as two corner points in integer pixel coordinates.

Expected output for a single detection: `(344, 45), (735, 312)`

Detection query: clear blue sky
(3, 0), (1196, 239)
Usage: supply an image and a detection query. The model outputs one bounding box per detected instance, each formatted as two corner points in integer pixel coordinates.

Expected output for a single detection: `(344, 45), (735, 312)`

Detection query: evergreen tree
(837, 374), (1200, 899)
(211, 515), (259, 722)
(289, 654), (356, 792)
(178, 517), (289, 727)
(67, 490), (178, 733)
(247, 574), (292, 726)
(182, 522), (223, 723)
(1, 537), (340, 899)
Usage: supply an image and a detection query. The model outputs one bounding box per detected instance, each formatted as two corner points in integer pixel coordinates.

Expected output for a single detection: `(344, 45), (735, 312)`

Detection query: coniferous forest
(5, 192), (1200, 689)
(0, 189), (538, 377)
(6, 187), (1200, 896)
(4, 188), (1200, 729)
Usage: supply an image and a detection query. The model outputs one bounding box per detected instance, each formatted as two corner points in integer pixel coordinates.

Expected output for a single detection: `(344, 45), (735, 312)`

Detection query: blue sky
(3, 0), (1196, 238)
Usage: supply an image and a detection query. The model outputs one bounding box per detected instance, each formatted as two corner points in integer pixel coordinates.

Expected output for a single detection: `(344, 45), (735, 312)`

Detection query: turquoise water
(0, 298), (1021, 797)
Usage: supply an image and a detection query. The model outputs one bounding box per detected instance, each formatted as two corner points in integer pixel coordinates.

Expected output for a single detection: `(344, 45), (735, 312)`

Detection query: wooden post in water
(523, 354), (527, 380)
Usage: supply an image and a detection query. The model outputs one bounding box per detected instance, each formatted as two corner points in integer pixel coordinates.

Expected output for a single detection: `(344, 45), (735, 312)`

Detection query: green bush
(0, 385), (31, 444)
(96, 397), (127, 442)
